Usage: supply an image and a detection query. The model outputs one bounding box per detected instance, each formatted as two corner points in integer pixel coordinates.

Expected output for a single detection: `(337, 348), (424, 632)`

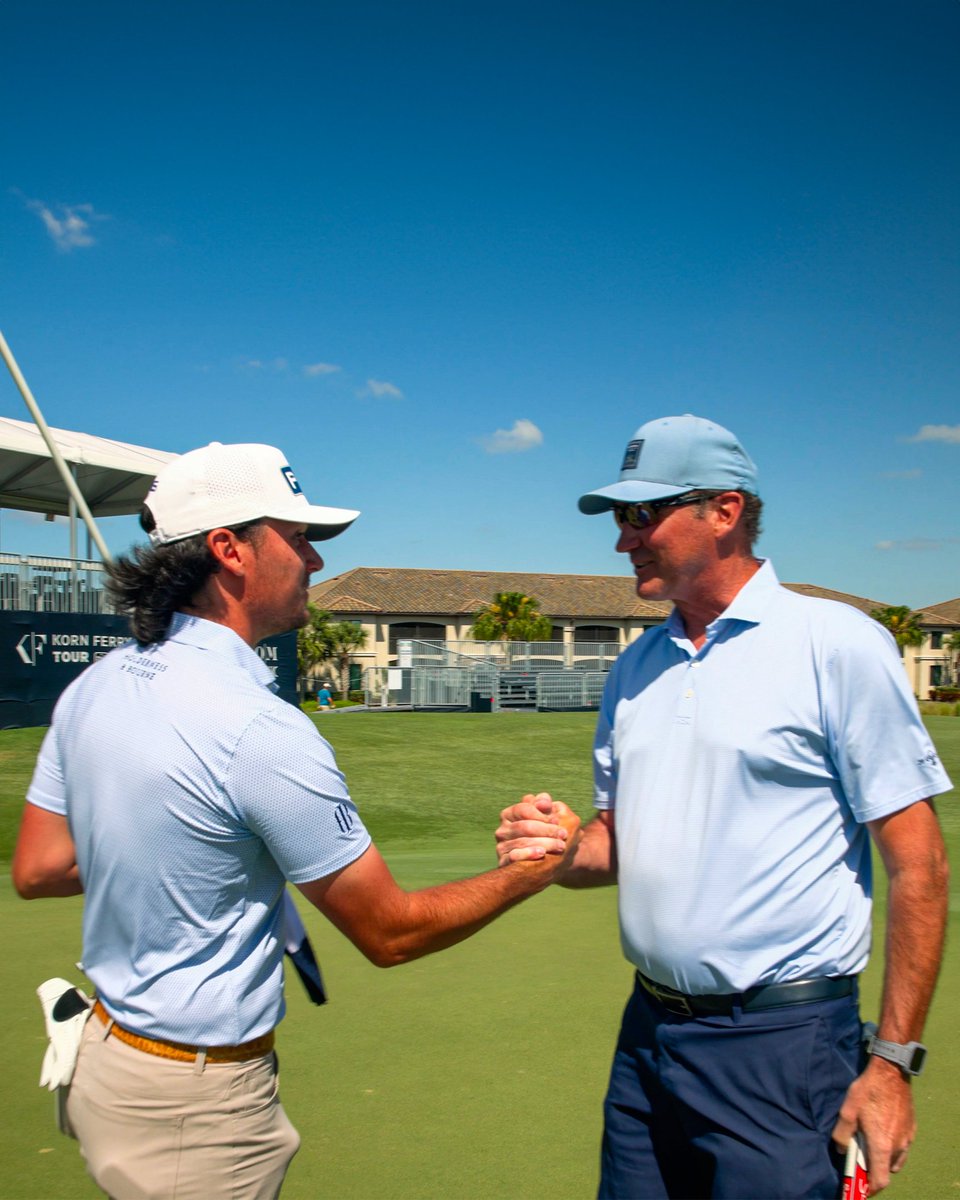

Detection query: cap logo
(281, 466), (302, 496)
(621, 440), (643, 471)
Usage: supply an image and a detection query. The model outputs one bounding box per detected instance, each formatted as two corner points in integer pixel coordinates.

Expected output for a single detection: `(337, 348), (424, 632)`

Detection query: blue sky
(3, 0), (958, 608)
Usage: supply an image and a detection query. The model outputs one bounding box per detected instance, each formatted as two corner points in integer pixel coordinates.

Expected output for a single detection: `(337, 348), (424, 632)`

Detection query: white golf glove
(37, 977), (92, 1090)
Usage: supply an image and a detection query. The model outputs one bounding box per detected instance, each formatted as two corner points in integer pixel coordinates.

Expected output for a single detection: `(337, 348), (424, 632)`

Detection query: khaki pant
(66, 1017), (300, 1199)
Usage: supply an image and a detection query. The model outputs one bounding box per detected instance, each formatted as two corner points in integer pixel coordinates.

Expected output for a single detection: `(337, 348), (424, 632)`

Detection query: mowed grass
(1, 712), (958, 1199)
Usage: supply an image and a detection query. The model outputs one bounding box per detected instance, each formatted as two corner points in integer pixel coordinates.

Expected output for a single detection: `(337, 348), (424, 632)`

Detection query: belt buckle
(649, 980), (693, 1016)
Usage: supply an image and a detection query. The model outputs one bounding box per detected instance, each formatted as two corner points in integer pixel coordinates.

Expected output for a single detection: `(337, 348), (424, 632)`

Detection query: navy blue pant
(599, 978), (861, 1200)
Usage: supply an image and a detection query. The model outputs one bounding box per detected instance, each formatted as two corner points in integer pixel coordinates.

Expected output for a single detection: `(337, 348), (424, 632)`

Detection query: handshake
(495, 792), (582, 876)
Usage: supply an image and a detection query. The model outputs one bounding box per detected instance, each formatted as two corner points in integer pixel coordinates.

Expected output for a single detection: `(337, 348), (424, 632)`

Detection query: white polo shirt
(595, 560), (952, 994)
(27, 613), (371, 1044)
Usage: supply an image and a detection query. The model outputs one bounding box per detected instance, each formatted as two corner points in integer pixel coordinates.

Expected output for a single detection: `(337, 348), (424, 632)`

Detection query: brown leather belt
(92, 999), (275, 1063)
(636, 971), (857, 1017)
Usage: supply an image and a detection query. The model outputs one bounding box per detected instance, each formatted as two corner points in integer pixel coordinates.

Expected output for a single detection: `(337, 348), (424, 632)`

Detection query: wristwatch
(865, 1033), (927, 1078)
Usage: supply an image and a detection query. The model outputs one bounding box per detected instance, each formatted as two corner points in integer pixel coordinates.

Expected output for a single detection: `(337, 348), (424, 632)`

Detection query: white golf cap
(144, 442), (360, 546)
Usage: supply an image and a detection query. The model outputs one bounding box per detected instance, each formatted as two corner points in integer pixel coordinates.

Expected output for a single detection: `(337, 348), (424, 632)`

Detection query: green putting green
(2, 713), (957, 1198)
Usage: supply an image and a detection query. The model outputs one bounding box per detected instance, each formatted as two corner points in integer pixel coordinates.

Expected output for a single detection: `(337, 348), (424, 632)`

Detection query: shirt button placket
(676, 658), (698, 724)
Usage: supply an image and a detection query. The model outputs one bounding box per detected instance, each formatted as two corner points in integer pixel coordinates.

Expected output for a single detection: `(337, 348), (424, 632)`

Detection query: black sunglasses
(612, 491), (719, 530)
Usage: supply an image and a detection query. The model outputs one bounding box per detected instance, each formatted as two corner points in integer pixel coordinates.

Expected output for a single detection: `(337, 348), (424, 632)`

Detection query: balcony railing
(0, 553), (110, 614)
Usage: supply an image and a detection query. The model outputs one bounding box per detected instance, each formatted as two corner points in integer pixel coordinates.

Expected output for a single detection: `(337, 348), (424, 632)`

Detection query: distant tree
(470, 591), (552, 642)
(946, 630), (960, 683)
(297, 605), (333, 693)
(323, 621), (369, 697)
(870, 605), (925, 652)
(297, 604), (331, 672)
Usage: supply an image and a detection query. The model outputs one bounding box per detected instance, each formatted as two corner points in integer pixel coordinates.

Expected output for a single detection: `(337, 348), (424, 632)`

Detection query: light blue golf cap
(578, 414), (759, 514)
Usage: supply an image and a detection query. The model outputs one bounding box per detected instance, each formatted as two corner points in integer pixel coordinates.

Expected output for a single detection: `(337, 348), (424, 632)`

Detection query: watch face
(908, 1045), (927, 1074)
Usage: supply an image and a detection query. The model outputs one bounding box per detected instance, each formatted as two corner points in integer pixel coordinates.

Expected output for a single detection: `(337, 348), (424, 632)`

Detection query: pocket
(804, 1003), (860, 1136)
(233, 1052), (281, 1116)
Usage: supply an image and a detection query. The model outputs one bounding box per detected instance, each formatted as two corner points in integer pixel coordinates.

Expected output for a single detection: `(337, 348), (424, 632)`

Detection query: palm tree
(945, 630), (960, 685)
(297, 604), (333, 697)
(323, 621), (369, 698)
(870, 605), (925, 653)
(470, 591), (552, 642)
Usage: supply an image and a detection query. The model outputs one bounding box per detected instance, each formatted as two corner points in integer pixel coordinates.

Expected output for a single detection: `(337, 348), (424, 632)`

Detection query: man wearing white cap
(13, 442), (579, 1199)
(495, 415), (951, 1198)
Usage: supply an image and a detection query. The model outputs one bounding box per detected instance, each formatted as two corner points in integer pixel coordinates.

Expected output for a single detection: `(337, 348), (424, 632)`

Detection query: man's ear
(205, 528), (252, 577)
(710, 491), (746, 539)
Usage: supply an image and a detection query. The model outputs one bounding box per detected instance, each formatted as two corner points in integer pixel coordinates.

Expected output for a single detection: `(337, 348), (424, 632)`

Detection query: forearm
(13, 864), (83, 899)
(875, 837), (949, 1043)
(12, 803), (83, 899)
(558, 815), (618, 888)
(369, 862), (558, 965)
(302, 830), (578, 968)
(832, 800), (950, 1194)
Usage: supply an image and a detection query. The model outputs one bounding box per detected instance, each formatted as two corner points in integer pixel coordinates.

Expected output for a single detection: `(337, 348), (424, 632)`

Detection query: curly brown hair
(105, 510), (263, 645)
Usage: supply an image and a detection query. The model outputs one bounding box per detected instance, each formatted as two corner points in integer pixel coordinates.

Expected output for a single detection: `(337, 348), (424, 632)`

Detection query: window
(574, 625), (619, 643)
(389, 622), (446, 656)
(931, 632), (943, 650)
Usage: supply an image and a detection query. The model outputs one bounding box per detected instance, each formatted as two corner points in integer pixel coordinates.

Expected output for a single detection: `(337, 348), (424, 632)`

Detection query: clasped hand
(496, 792), (579, 868)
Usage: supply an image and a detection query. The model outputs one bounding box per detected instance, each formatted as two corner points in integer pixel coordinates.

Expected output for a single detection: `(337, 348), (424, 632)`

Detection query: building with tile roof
(309, 567), (960, 698)
(922, 596), (960, 625)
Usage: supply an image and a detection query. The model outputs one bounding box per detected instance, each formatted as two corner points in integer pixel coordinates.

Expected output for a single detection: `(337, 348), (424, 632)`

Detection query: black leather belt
(636, 970), (856, 1017)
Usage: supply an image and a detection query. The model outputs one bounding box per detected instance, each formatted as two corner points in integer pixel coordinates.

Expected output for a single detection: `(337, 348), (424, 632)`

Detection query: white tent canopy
(0, 417), (175, 519)
(0, 416), (177, 562)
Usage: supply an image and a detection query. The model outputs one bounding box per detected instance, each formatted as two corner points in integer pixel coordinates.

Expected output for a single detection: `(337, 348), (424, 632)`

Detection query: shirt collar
(664, 559), (781, 643)
(166, 612), (278, 691)
(715, 559), (780, 626)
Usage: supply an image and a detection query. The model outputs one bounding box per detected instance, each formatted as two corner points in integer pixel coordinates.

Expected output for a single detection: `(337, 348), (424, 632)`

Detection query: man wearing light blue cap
(497, 414), (951, 1199)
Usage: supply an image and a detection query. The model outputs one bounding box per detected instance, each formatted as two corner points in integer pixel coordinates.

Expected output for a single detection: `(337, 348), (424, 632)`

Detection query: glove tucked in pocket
(36, 977), (92, 1091)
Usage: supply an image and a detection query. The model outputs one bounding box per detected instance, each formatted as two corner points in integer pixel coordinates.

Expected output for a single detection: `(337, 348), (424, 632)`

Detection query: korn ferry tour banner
(0, 611), (297, 729)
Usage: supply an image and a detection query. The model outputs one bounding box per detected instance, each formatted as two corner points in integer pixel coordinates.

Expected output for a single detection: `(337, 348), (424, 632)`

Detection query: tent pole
(0, 328), (113, 564)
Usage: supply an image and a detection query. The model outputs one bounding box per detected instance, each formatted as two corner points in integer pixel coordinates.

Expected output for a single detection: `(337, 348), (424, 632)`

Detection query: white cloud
(906, 424), (960, 444)
(18, 193), (108, 251)
(479, 418), (544, 454)
(875, 537), (960, 553)
(362, 379), (404, 399)
(241, 358), (287, 372)
(303, 362), (341, 377)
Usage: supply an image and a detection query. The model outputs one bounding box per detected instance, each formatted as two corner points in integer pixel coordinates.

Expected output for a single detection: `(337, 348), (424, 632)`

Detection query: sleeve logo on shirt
(917, 750), (941, 770)
(334, 803), (354, 833)
(280, 466), (303, 496)
(621, 440), (643, 471)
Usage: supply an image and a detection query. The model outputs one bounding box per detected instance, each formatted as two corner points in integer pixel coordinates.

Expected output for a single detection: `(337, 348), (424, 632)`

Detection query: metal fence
(0, 553), (110, 614)
(397, 638), (623, 671)
(411, 667), (495, 709)
(535, 671), (607, 711)
(362, 663), (609, 712)
(362, 663), (500, 709)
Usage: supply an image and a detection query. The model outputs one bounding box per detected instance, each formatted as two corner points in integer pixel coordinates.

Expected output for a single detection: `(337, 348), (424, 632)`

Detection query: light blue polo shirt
(27, 613), (371, 1044)
(595, 560), (952, 995)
